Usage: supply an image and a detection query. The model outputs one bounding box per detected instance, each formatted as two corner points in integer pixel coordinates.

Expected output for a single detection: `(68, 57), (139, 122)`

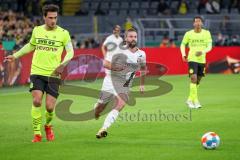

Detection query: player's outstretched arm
(4, 43), (35, 62)
(54, 42), (74, 76)
(180, 43), (187, 62)
(101, 44), (107, 57)
(180, 32), (189, 62)
(61, 42), (74, 66)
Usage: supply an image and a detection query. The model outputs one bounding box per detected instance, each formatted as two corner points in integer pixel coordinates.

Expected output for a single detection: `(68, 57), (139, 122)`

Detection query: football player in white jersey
(101, 25), (123, 57)
(95, 28), (146, 139)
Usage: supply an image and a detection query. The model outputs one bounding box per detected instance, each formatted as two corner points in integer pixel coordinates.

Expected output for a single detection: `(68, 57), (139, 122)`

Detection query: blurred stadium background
(1, 0), (240, 49)
(0, 1), (240, 160)
(0, 0), (240, 86)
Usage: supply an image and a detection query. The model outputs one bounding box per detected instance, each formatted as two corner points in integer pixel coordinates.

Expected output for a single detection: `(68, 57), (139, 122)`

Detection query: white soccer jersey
(103, 34), (123, 54)
(101, 48), (146, 95)
(123, 48), (146, 83)
(103, 34), (123, 76)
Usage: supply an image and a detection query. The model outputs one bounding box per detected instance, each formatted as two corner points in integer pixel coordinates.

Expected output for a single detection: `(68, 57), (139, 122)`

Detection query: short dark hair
(113, 25), (121, 30)
(193, 16), (203, 22)
(125, 28), (137, 38)
(126, 28), (137, 34)
(42, 4), (59, 17)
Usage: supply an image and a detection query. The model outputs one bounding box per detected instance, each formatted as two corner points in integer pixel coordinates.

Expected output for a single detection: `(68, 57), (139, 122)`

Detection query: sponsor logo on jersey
(36, 45), (58, 52)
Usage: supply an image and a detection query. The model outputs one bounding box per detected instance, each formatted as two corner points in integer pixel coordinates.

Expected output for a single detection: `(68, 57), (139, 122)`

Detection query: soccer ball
(201, 132), (220, 149)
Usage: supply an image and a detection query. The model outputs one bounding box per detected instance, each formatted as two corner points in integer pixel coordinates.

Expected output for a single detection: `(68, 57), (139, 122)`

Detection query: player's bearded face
(44, 12), (58, 29)
(126, 32), (137, 48)
(128, 40), (137, 48)
(113, 28), (120, 37)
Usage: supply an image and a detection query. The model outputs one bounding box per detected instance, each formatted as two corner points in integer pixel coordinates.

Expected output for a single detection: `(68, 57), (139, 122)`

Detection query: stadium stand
(0, 0), (240, 48)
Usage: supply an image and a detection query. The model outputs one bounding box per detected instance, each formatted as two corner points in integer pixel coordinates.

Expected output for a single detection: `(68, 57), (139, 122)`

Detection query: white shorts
(97, 75), (130, 104)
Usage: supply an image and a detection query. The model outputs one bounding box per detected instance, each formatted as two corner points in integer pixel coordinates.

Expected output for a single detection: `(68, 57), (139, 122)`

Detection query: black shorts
(188, 62), (206, 77)
(29, 75), (61, 98)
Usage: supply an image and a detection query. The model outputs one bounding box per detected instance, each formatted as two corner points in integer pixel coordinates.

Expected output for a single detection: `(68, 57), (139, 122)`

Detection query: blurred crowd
(71, 36), (100, 49)
(215, 33), (240, 46)
(0, 10), (41, 51)
(197, 0), (240, 14)
(0, 9), (100, 51)
(215, 15), (240, 46)
(1, 0), (240, 16)
(0, 9), (240, 52)
(0, 0), (63, 16)
(157, 0), (240, 15)
(76, 0), (240, 16)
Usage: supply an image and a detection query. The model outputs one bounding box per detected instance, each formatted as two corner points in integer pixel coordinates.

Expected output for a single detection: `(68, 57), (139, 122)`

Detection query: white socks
(102, 109), (119, 130)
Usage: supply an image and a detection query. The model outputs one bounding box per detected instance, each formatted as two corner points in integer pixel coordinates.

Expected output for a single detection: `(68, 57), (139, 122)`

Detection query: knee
(46, 101), (54, 112)
(114, 98), (126, 111)
(190, 75), (197, 83)
(46, 108), (54, 113)
(33, 97), (42, 107)
(117, 99), (125, 107)
(46, 104), (54, 113)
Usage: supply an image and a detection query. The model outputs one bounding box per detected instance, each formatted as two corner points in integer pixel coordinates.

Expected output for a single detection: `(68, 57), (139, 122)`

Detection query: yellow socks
(31, 105), (42, 135)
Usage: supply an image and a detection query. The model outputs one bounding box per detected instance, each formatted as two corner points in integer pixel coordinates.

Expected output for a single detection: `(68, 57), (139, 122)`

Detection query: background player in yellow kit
(4, 4), (74, 142)
(180, 16), (212, 109)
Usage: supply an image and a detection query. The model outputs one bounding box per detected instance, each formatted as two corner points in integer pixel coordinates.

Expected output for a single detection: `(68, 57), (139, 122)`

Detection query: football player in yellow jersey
(5, 4), (74, 142)
(180, 16), (212, 109)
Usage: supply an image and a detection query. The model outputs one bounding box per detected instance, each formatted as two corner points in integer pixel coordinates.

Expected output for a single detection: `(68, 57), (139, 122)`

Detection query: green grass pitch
(0, 74), (239, 160)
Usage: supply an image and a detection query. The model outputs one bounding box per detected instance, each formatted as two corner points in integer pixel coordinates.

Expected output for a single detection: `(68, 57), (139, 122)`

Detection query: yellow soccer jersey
(181, 29), (212, 63)
(29, 25), (71, 77)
